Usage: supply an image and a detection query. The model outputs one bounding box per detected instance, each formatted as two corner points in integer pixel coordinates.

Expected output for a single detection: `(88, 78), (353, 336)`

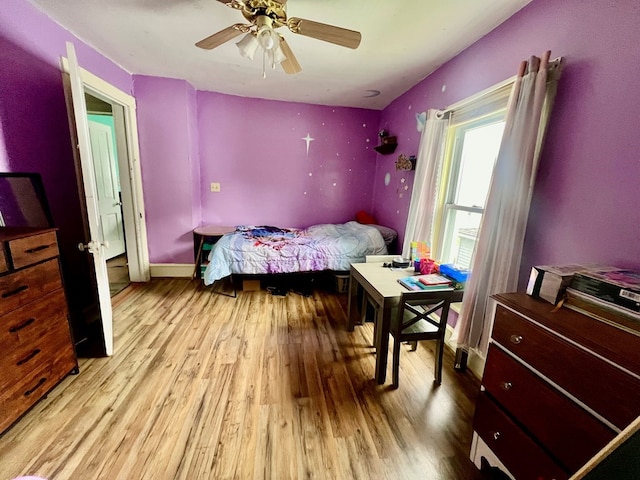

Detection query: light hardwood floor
(0, 279), (482, 480)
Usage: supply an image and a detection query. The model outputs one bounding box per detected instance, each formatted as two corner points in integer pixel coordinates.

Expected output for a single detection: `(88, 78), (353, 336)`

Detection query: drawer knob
(24, 377), (47, 397)
(2, 285), (28, 298)
(510, 334), (523, 345)
(501, 381), (513, 391)
(492, 431), (501, 441)
(9, 317), (35, 333)
(25, 244), (51, 254)
(16, 349), (41, 366)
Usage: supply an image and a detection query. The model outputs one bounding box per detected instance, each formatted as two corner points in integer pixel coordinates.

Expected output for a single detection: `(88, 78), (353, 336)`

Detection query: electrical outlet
(210, 182), (221, 192)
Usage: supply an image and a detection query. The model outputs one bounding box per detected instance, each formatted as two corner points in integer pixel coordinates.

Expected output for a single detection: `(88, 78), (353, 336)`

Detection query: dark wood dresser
(0, 227), (78, 434)
(471, 292), (640, 480)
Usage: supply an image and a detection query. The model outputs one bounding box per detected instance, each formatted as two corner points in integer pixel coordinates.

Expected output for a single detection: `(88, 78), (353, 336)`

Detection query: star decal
(302, 133), (315, 155)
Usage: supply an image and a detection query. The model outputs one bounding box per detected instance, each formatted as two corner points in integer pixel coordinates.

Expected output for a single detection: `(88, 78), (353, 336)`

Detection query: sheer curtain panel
(402, 110), (449, 258)
(453, 51), (564, 357)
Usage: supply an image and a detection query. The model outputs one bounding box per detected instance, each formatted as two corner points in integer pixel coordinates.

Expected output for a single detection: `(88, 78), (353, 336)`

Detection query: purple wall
(0, 0), (132, 227)
(0, 0), (133, 340)
(134, 75), (200, 264)
(0, 0), (131, 95)
(374, 0), (640, 287)
(136, 88), (380, 263)
(197, 92), (380, 229)
(135, 85), (380, 264)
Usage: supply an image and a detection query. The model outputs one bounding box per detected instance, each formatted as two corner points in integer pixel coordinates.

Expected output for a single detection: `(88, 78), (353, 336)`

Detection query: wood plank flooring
(0, 278), (482, 480)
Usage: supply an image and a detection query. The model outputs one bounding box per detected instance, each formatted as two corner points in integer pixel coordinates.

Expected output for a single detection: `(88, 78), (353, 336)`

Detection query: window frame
(431, 110), (507, 268)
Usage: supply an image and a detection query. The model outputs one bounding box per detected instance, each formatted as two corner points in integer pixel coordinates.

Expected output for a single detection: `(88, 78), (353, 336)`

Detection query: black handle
(24, 377), (47, 396)
(25, 244), (51, 254)
(9, 317), (35, 333)
(16, 349), (41, 366)
(2, 285), (28, 298)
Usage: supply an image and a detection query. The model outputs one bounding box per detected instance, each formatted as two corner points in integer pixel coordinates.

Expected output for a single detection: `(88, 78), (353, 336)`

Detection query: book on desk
(397, 274), (456, 292)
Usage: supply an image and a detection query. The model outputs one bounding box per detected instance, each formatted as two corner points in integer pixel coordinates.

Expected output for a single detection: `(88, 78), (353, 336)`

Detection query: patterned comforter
(203, 221), (387, 285)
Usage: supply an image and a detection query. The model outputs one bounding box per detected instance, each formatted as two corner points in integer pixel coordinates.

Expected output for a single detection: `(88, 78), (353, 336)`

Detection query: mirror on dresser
(0, 172), (54, 228)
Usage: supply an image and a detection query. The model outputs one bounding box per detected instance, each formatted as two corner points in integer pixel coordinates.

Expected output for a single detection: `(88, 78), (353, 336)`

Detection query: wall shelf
(374, 135), (398, 155)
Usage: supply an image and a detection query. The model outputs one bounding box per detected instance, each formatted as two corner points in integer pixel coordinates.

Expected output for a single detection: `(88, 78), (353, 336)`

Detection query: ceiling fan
(195, 0), (362, 75)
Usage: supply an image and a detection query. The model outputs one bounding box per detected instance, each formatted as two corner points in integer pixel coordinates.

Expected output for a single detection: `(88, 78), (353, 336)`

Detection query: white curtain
(402, 109), (449, 258)
(453, 51), (564, 354)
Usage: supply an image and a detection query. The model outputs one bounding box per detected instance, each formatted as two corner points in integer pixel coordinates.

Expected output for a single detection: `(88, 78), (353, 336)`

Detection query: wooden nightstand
(192, 225), (234, 280)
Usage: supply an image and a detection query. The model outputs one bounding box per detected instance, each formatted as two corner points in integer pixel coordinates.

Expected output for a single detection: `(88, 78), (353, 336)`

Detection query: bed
(203, 221), (391, 286)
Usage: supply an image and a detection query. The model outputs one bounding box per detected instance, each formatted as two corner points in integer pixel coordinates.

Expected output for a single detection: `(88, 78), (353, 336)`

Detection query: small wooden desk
(192, 225), (234, 280)
(347, 262), (414, 384)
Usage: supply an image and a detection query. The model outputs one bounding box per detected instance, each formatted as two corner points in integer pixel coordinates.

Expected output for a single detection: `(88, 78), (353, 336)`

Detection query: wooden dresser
(471, 292), (640, 480)
(0, 227), (78, 434)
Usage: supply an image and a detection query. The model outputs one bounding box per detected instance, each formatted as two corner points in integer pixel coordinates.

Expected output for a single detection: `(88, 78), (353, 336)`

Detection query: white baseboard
(445, 325), (485, 380)
(467, 349), (486, 379)
(149, 263), (194, 278)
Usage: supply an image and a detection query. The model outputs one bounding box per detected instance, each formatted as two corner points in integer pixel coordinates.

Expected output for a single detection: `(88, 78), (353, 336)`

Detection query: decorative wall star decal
(302, 133), (315, 155)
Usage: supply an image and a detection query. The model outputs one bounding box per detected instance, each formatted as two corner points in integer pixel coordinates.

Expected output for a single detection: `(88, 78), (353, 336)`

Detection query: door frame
(61, 56), (150, 282)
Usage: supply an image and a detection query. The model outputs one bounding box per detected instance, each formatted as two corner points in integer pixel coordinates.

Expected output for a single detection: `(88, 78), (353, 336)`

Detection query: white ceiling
(28, 0), (533, 110)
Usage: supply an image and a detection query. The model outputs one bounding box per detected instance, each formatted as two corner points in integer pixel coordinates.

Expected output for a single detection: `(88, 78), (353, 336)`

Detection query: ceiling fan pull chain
(262, 49), (267, 79)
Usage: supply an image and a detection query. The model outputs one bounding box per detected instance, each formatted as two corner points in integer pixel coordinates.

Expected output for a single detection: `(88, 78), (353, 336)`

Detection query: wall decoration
(374, 130), (398, 154)
(395, 154), (416, 171)
(397, 177), (407, 198)
(302, 133), (315, 155)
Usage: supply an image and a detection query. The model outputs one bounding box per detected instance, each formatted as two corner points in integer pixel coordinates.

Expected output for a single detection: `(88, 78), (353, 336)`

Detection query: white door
(88, 120), (126, 259)
(66, 42), (114, 355)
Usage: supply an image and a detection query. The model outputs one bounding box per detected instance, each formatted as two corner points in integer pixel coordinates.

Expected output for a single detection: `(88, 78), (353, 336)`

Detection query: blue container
(439, 264), (470, 283)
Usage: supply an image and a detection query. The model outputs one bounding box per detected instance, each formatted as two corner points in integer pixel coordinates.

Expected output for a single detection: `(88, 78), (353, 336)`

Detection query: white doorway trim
(61, 57), (150, 282)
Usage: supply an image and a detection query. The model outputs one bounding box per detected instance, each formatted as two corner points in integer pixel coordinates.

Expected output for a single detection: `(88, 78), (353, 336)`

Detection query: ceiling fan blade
(278, 36), (302, 74)
(195, 24), (245, 50)
(287, 17), (361, 49)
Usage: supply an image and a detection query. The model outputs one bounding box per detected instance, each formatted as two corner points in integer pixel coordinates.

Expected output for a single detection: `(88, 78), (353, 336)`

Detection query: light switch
(210, 182), (221, 192)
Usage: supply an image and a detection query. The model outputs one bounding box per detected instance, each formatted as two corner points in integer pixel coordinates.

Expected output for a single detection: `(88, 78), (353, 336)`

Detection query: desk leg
(347, 271), (358, 331)
(192, 235), (205, 280)
(374, 303), (391, 384)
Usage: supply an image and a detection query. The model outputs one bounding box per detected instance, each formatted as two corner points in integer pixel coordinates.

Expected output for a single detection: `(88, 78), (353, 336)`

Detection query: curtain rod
(436, 56), (563, 118)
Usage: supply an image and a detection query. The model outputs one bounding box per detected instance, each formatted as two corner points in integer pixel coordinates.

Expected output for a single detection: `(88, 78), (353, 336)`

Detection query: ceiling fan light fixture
(236, 33), (260, 60)
(255, 15), (278, 50)
(257, 25), (278, 50)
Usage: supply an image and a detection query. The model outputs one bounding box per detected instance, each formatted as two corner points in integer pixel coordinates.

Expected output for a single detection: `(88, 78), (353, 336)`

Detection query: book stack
(398, 273), (454, 292)
(564, 268), (640, 335)
(526, 264), (599, 305)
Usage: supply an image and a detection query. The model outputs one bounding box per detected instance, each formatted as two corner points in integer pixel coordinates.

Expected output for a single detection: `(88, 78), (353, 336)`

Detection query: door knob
(78, 240), (110, 254)
(113, 201), (123, 207)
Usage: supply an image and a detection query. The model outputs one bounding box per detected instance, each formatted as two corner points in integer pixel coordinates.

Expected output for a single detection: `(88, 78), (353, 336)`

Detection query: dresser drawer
(0, 259), (63, 317)
(1, 319), (75, 391)
(8, 230), (59, 269)
(0, 348), (77, 433)
(0, 290), (72, 360)
(474, 392), (568, 480)
(483, 344), (616, 472)
(493, 305), (640, 429)
(493, 293), (640, 376)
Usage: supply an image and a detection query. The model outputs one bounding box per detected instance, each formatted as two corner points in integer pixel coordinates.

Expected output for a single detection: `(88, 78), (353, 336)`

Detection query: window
(432, 113), (506, 270)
